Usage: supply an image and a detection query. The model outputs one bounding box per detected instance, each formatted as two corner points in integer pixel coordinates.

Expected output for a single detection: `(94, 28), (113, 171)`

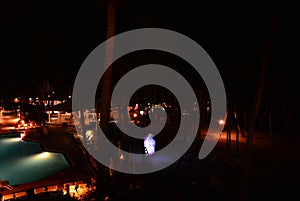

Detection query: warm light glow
(86, 130), (94, 141)
(140, 111), (144, 115)
(8, 137), (22, 143)
(15, 191), (27, 198)
(66, 182), (93, 199)
(133, 113), (138, 118)
(109, 157), (114, 177)
(36, 152), (50, 159)
(119, 154), (125, 160)
(218, 119), (225, 125)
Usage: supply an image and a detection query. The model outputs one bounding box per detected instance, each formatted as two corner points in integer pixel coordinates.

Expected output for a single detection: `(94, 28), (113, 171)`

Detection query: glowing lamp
(218, 119), (225, 125)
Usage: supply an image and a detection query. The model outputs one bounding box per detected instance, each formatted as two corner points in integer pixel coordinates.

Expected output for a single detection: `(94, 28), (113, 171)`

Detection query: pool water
(0, 133), (70, 186)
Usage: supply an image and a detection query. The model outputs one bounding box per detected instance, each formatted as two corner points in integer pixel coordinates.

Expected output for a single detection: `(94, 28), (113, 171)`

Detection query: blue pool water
(0, 133), (70, 186)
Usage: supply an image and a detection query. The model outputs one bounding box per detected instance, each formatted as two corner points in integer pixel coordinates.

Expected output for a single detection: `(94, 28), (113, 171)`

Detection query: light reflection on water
(0, 133), (70, 186)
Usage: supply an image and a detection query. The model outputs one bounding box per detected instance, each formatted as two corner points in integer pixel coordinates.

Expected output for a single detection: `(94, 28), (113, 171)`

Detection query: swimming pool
(0, 133), (70, 186)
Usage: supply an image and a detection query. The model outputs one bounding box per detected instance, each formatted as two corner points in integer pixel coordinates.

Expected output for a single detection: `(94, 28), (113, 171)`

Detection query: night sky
(1, 0), (299, 102)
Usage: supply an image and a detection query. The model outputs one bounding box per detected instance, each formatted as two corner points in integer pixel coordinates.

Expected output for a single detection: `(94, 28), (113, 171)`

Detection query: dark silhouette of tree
(95, 1), (121, 200)
(246, 0), (277, 145)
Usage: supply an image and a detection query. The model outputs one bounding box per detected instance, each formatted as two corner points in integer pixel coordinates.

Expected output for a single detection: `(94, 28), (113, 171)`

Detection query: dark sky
(1, 0), (299, 101)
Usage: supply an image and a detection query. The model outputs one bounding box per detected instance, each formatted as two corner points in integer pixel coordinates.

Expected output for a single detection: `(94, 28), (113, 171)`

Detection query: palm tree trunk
(99, 1), (116, 135)
(96, 1), (116, 200)
(246, 3), (276, 145)
(246, 43), (270, 145)
(241, 2), (277, 200)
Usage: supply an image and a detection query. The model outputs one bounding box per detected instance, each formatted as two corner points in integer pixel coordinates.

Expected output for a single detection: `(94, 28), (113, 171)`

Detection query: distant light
(86, 130), (94, 141)
(36, 97), (39, 100)
(68, 95), (71, 99)
(120, 154), (125, 160)
(29, 98), (32, 101)
(140, 111), (144, 115)
(133, 113), (138, 118)
(218, 119), (225, 125)
(14, 98), (19, 102)
(133, 104), (139, 111)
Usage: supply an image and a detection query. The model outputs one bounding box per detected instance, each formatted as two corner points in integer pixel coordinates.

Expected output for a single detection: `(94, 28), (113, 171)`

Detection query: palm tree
(95, 1), (121, 200)
(240, 1), (277, 200)
(98, 0), (117, 135)
(245, 0), (276, 146)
